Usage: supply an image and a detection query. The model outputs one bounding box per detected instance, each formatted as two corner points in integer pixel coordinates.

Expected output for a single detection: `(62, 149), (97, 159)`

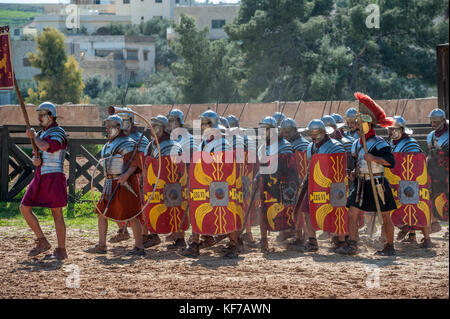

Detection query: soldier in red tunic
(21, 102), (68, 260)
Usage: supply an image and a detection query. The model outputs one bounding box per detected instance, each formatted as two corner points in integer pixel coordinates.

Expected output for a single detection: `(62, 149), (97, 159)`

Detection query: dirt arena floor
(0, 223), (448, 299)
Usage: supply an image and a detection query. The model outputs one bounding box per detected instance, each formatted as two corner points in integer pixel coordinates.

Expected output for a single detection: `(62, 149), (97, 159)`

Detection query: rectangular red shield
(309, 153), (349, 234)
(142, 155), (189, 234)
(189, 150), (243, 235)
(385, 152), (431, 228)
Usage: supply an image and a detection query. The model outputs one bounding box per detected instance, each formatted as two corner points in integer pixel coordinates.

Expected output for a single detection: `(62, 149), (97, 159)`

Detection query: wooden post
(0, 126), (10, 201)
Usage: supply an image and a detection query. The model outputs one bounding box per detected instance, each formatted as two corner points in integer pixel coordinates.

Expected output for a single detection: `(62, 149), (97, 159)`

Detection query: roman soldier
(279, 117), (309, 244)
(180, 110), (239, 258)
(272, 112), (286, 127)
(294, 119), (346, 252)
(426, 108), (449, 233)
(322, 115), (353, 153)
(22, 102), (68, 260)
(142, 115), (185, 249)
(166, 108), (197, 246)
(344, 108), (359, 141)
(336, 92), (398, 256)
(386, 116), (432, 248)
(257, 116), (299, 252)
(331, 113), (347, 138)
(226, 114), (258, 246)
(108, 107), (151, 246)
(86, 115), (145, 256)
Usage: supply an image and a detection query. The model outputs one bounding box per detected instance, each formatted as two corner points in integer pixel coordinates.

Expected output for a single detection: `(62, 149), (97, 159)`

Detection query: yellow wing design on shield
(195, 202), (213, 232)
(384, 167), (401, 185)
(314, 161), (332, 189)
(149, 204), (167, 230)
(267, 202), (284, 230)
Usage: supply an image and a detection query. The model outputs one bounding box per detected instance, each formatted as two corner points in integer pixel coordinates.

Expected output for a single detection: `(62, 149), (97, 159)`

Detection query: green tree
(26, 27), (85, 104)
(171, 14), (214, 103)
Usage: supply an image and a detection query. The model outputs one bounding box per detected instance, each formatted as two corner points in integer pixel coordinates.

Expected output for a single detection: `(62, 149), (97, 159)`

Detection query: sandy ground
(0, 223), (448, 299)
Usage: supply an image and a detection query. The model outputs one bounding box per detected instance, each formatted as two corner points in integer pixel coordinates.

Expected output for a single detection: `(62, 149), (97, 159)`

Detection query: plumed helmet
(259, 116), (277, 128)
(104, 115), (123, 129)
(117, 107), (135, 122)
(200, 110), (219, 128)
(168, 108), (184, 125)
(219, 116), (230, 128)
(272, 112), (286, 126)
(37, 101), (57, 117)
(344, 108), (357, 120)
(151, 115), (169, 132)
(331, 113), (344, 124)
(226, 115), (239, 128)
(387, 115), (413, 135)
(354, 92), (395, 127)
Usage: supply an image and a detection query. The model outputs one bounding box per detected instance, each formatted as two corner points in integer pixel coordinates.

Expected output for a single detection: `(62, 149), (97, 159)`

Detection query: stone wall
(0, 97), (439, 129)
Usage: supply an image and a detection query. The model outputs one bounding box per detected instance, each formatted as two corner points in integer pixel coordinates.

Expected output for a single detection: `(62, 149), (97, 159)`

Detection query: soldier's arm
(26, 128), (50, 151)
(364, 146), (395, 168)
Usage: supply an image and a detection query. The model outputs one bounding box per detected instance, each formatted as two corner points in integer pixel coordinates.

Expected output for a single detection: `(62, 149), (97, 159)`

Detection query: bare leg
(348, 206), (361, 241)
(381, 211), (394, 244)
(303, 212), (316, 239)
(130, 218), (143, 249)
(50, 207), (66, 249)
(19, 205), (45, 239)
(98, 214), (108, 247)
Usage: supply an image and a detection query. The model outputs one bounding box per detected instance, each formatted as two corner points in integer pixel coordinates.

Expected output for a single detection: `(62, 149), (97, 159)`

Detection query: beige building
(115, 0), (176, 24)
(33, 13), (132, 35)
(174, 4), (239, 39)
(65, 35), (156, 85)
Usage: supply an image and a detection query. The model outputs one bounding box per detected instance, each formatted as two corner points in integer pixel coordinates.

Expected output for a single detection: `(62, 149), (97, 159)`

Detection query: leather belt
(357, 173), (384, 180)
(106, 174), (120, 179)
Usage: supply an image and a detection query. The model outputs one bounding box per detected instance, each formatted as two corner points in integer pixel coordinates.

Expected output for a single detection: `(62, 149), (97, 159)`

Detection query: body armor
(199, 136), (231, 153)
(391, 136), (422, 153)
(351, 136), (388, 175)
(147, 139), (181, 159)
(307, 138), (345, 160)
(338, 136), (353, 153)
(345, 131), (359, 141)
(175, 132), (197, 155)
(290, 135), (309, 152)
(259, 138), (293, 158)
(128, 130), (149, 153)
(39, 126), (67, 175)
(101, 136), (136, 175)
(427, 130), (449, 153)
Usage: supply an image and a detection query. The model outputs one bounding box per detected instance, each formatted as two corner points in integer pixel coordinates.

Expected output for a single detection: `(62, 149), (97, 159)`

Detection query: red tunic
(95, 151), (142, 221)
(21, 124), (68, 208)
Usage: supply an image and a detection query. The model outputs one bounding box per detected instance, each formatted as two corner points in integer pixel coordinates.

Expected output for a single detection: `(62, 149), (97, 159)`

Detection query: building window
(127, 50), (138, 61)
(23, 58), (31, 67)
(123, 0), (130, 4)
(14, 29), (21, 36)
(143, 51), (149, 61)
(155, 0), (162, 3)
(211, 20), (226, 29)
(141, 16), (144, 21)
(176, 0), (179, 3)
(95, 0), (101, 4)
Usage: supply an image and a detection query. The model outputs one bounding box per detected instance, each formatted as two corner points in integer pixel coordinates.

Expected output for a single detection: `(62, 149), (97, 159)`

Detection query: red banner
(309, 153), (349, 234)
(385, 152), (431, 228)
(142, 156), (189, 234)
(0, 27), (14, 90)
(189, 151), (243, 235)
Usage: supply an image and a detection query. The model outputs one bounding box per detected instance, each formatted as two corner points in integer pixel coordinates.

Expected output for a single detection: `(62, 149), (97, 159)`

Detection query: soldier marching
(17, 95), (447, 260)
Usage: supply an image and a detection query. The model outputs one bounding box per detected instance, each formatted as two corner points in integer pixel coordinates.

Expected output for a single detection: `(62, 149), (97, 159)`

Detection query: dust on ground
(0, 225), (448, 299)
